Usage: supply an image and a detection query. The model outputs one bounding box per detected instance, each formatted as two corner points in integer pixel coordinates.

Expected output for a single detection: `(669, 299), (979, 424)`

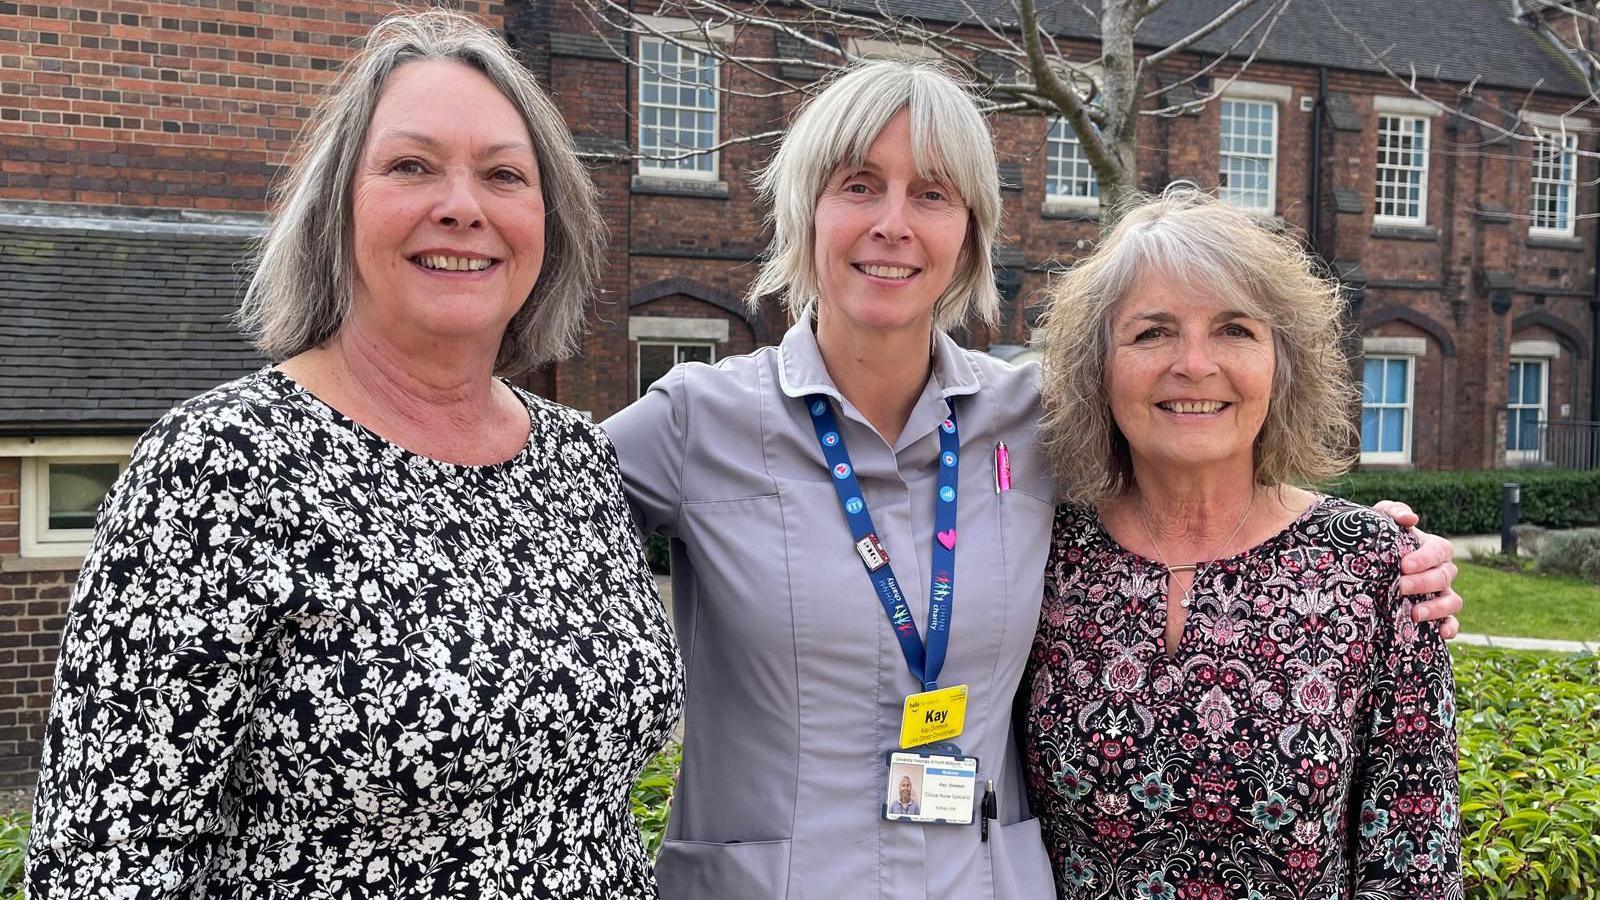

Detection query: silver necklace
(1135, 489), (1256, 610)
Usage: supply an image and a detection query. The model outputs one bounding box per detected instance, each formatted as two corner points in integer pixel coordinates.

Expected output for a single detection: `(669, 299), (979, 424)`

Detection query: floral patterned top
(26, 369), (685, 899)
(1023, 497), (1460, 900)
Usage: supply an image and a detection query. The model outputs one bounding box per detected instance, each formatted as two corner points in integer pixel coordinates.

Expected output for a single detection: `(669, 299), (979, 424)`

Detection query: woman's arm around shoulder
(25, 398), (280, 898)
(1349, 516), (1462, 897)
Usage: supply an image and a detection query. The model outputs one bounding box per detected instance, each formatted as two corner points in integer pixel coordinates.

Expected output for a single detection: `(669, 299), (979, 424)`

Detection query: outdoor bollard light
(1501, 482), (1521, 557)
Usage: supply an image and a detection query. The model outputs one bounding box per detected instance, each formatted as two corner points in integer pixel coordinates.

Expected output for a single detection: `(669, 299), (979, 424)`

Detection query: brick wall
(0, 0), (503, 210)
(0, 456), (73, 787)
(0, 458), (80, 786)
(0, 458), (16, 557)
(0, 562), (70, 787)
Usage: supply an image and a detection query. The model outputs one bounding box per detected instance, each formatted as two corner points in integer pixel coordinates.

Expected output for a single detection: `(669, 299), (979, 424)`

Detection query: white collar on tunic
(775, 309), (983, 404)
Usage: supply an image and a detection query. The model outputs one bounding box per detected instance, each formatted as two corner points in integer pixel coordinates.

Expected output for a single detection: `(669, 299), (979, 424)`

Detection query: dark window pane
(47, 462), (119, 531)
(638, 344), (678, 397)
(677, 345), (712, 365)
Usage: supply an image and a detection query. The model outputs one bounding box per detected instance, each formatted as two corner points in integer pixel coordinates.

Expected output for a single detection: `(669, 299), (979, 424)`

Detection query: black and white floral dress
(26, 369), (685, 899)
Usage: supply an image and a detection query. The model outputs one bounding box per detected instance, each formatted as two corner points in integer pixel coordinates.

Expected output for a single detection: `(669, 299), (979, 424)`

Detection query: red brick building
(523, 0), (1598, 469)
(0, 0), (1596, 784)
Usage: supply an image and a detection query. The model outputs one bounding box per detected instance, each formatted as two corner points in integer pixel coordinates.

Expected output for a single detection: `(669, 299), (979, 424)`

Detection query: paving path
(1453, 632), (1596, 653)
(1448, 534), (1507, 559)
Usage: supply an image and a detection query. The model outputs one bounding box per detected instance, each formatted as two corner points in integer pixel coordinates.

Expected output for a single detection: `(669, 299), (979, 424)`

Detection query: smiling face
(348, 59), (544, 354)
(811, 109), (970, 337)
(899, 777), (914, 803)
(1106, 271), (1277, 479)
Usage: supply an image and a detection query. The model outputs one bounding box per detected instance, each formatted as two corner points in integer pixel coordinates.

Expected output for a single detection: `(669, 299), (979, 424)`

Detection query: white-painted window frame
(8, 436), (136, 558)
(1218, 96), (1279, 213)
(1507, 356), (1550, 463)
(1374, 112), (1431, 226)
(633, 337), (716, 393)
(1360, 352), (1416, 464)
(1045, 117), (1099, 209)
(637, 34), (721, 181)
(1529, 132), (1578, 237)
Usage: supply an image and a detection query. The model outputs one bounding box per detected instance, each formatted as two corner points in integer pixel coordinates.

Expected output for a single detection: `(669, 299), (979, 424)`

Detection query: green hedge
(1325, 469), (1600, 535)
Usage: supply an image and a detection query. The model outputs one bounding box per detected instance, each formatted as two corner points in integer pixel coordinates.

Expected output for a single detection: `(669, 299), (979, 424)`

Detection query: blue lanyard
(805, 395), (959, 692)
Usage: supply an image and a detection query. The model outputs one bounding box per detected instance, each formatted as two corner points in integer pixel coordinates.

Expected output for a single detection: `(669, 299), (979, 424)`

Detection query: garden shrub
(1455, 649), (1600, 898)
(644, 532), (671, 575)
(1537, 528), (1600, 582)
(1512, 524), (1549, 557)
(1324, 469), (1600, 535)
(0, 813), (23, 900)
(1583, 552), (1600, 586)
(630, 740), (680, 859)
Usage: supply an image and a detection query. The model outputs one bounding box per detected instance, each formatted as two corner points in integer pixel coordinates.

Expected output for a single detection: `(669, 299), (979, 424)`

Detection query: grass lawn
(1454, 562), (1600, 642)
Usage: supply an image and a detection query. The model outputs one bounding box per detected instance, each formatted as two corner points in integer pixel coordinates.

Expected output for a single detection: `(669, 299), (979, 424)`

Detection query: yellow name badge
(899, 684), (969, 749)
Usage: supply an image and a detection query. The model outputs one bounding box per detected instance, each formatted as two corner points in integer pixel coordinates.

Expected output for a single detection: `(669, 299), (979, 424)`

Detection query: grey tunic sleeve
(601, 366), (689, 537)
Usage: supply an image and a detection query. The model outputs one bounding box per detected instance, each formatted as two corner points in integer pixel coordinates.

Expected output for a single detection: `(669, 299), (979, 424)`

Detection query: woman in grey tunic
(601, 61), (1460, 900)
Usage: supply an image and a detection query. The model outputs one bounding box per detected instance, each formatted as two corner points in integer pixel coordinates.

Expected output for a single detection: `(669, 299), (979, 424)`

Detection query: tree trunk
(1096, 0), (1142, 229)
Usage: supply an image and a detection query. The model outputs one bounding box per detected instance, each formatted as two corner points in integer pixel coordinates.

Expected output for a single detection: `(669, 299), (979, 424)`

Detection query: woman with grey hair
(1023, 192), (1460, 898)
(27, 11), (682, 898)
(601, 62), (1457, 899)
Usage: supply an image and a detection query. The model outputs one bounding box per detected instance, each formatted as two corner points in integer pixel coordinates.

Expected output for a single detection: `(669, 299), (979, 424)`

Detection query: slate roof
(0, 223), (265, 432)
(843, 0), (1589, 97)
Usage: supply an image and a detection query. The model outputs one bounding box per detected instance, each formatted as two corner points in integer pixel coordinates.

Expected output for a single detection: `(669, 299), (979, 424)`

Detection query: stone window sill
(1041, 200), (1100, 222)
(0, 554), (84, 573)
(1357, 460), (1418, 471)
(1370, 223), (1439, 242)
(631, 174), (730, 199)
(1526, 232), (1584, 251)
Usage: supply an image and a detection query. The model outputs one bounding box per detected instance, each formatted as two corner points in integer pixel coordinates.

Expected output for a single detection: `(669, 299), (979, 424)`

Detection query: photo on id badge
(883, 750), (977, 825)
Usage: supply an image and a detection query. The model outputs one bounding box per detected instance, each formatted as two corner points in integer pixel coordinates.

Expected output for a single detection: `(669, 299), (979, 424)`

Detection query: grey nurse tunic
(601, 317), (1057, 900)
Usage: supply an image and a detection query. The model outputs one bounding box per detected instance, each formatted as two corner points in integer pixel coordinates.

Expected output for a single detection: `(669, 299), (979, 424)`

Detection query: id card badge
(899, 684), (968, 749)
(883, 749), (978, 825)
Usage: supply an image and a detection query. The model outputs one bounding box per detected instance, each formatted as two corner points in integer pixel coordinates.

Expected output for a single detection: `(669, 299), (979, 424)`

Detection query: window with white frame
(1507, 358), (1548, 460)
(637, 37), (719, 179)
(637, 341), (714, 397)
(1219, 98), (1277, 212)
(1046, 118), (1099, 204)
(1360, 356), (1413, 463)
(1375, 115), (1429, 224)
(19, 454), (129, 557)
(1530, 133), (1577, 236)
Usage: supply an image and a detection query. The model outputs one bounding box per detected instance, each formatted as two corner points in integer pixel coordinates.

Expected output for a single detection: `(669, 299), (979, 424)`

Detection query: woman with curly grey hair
(27, 11), (682, 897)
(1023, 192), (1461, 898)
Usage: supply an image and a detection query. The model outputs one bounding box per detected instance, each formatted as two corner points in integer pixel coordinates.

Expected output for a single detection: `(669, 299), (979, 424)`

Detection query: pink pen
(994, 442), (1011, 493)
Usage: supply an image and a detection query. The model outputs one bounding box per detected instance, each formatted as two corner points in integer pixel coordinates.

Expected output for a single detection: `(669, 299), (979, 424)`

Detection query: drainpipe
(1590, 232), (1599, 424)
(1308, 67), (1327, 257)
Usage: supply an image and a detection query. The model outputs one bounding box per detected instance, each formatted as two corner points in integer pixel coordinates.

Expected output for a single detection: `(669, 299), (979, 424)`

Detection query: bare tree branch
(1143, 0), (1291, 116)
(578, 128), (786, 164)
(1138, 0), (1266, 72)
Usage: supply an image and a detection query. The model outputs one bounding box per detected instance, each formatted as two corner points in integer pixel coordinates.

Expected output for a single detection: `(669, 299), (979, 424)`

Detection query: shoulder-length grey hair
(749, 60), (1002, 331)
(238, 9), (603, 376)
(1038, 191), (1359, 503)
